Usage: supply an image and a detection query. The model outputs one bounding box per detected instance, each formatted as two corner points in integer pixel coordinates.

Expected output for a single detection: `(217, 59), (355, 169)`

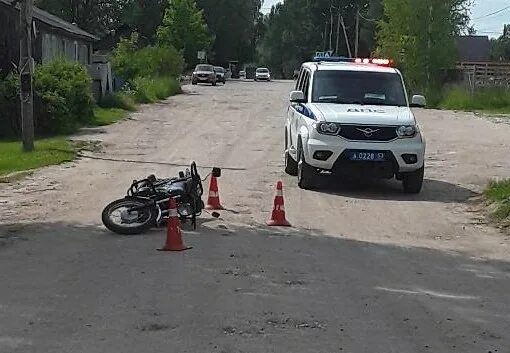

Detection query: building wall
(41, 32), (91, 65)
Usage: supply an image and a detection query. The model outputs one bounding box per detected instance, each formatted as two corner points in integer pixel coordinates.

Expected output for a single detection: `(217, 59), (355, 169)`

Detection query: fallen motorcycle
(102, 162), (218, 235)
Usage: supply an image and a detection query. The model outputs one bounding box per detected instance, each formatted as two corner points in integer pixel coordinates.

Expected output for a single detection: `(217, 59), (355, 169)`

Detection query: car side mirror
(410, 95), (426, 108)
(290, 90), (306, 103)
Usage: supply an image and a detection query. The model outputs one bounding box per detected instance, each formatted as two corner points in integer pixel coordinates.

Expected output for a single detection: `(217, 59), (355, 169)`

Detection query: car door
(288, 68), (309, 151)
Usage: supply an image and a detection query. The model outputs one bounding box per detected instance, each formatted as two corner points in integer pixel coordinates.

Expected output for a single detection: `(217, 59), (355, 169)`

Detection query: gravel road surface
(1, 80), (509, 352)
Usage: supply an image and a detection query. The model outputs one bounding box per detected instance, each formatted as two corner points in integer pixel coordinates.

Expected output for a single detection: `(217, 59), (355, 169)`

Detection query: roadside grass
(132, 76), (181, 104)
(0, 137), (76, 177)
(92, 107), (128, 126)
(485, 179), (510, 230)
(440, 87), (510, 114)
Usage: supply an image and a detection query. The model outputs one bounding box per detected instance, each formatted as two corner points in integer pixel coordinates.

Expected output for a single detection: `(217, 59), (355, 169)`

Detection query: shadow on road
(311, 176), (477, 203)
(0, 220), (508, 353)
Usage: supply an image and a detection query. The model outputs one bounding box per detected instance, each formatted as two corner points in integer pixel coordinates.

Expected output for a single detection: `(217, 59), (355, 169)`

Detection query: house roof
(456, 36), (490, 62)
(0, 0), (98, 41)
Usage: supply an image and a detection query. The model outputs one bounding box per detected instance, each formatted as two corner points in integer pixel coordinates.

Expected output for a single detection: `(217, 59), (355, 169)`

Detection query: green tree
(257, 0), (377, 78)
(377, 0), (471, 97)
(196, 0), (262, 65)
(35, 0), (128, 36)
(490, 24), (510, 61)
(157, 0), (210, 66)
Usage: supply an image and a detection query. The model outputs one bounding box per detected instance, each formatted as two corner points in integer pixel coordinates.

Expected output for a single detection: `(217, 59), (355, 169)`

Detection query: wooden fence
(456, 62), (510, 90)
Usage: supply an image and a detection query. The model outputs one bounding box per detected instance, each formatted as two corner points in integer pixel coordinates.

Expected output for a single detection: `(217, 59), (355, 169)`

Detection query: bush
(440, 87), (510, 112)
(111, 33), (184, 81)
(98, 92), (136, 111)
(132, 76), (181, 104)
(0, 73), (20, 138)
(34, 59), (94, 134)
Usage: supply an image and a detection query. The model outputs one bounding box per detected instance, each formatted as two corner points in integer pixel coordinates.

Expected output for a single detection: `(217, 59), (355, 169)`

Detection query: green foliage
(490, 24), (510, 61)
(485, 179), (510, 227)
(93, 108), (128, 126)
(0, 137), (76, 176)
(132, 77), (181, 104)
(98, 92), (137, 111)
(112, 33), (184, 81)
(34, 59), (94, 134)
(0, 73), (20, 138)
(35, 0), (126, 36)
(257, 0), (373, 78)
(157, 0), (211, 66)
(440, 87), (510, 113)
(196, 0), (263, 65)
(377, 0), (471, 95)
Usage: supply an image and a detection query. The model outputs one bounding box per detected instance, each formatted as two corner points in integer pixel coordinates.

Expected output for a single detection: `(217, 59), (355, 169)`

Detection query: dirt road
(1, 81), (509, 352)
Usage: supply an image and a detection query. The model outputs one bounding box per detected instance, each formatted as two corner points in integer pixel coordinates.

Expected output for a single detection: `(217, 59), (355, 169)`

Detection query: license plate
(349, 151), (386, 162)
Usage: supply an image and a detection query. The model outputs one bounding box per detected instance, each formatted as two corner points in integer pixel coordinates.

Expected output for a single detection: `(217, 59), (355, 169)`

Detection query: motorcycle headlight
(396, 125), (417, 138)
(317, 122), (341, 135)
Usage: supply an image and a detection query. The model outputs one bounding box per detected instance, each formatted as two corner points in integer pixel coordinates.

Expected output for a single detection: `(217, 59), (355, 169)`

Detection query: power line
(358, 12), (378, 23)
(472, 4), (510, 20)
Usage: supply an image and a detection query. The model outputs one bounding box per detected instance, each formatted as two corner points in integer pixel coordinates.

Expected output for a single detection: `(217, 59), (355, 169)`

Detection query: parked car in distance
(239, 70), (246, 79)
(213, 66), (226, 84)
(192, 64), (217, 86)
(255, 67), (271, 81)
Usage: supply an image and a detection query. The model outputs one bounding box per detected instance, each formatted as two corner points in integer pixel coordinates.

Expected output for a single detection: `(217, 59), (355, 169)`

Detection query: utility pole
(329, 5), (333, 52)
(19, 0), (34, 151)
(354, 6), (360, 57)
(340, 16), (352, 58)
(335, 11), (341, 55)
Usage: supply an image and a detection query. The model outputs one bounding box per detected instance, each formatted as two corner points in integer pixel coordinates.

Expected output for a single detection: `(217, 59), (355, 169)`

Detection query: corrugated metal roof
(0, 0), (98, 40)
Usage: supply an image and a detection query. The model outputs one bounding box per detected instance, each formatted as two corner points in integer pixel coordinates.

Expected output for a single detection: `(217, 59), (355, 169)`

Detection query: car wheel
(285, 151), (298, 176)
(212, 81), (217, 86)
(402, 167), (424, 194)
(297, 144), (316, 189)
(192, 81), (197, 85)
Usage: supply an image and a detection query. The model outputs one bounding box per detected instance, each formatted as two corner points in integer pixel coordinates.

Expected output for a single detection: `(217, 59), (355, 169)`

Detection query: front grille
(339, 125), (398, 141)
(199, 74), (208, 78)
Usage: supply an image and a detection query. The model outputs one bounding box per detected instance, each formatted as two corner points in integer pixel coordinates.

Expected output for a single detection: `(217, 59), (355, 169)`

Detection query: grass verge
(440, 87), (510, 114)
(0, 137), (76, 177)
(93, 107), (128, 126)
(484, 179), (510, 230)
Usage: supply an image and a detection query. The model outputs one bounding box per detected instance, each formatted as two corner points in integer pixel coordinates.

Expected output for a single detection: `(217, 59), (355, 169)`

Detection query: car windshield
(256, 68), (269, 73)
(214, 67), (224, 73)
(196, 65), (213, 71)
(312, 70), (407, 106)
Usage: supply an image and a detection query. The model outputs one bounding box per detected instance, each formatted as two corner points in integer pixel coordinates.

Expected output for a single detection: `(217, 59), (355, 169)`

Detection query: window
(311, 70), (407, 106)
(302, 70), (310, 100)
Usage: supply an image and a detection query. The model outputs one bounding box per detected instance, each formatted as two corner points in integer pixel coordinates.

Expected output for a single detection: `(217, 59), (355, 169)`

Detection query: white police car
(285, 57), (427, 193)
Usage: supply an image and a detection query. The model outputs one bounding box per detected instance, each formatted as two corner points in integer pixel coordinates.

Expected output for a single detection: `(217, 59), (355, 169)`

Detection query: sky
(261, 0), (510, 38)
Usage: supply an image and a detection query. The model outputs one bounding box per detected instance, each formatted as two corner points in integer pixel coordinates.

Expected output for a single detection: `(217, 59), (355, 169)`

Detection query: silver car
(192, 64), (217, 86)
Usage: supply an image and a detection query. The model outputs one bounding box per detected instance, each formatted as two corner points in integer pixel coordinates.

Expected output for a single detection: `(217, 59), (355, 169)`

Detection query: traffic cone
(267, 181), (291, 226)
(158, 198), (191, 252)
(205, 175), (224, 210)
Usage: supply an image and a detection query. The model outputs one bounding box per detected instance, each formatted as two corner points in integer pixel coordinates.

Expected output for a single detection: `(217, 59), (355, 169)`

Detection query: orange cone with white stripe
(205, 175), (224, 210)
(158, 197), (191, 252)
(267, 181), (291, 226)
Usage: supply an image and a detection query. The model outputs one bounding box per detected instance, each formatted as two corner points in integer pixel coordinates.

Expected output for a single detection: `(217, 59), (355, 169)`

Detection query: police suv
(285, 57), (427, 193)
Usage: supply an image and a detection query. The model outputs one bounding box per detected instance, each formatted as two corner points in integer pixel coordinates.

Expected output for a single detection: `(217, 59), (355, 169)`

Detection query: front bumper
(255, 76), (270, 80)
(302, 133), (425, 176)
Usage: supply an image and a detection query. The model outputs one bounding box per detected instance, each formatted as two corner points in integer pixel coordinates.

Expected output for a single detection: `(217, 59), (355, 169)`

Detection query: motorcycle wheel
(102, 199), (157, 235)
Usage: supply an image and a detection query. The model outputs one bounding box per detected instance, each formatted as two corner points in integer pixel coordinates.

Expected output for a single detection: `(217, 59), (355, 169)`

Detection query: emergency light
(354, 58), (394, 66)
(312, 56), (394, 67)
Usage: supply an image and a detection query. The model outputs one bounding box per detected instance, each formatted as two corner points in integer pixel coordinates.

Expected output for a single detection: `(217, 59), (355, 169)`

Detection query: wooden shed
(0, 0), (98, 77)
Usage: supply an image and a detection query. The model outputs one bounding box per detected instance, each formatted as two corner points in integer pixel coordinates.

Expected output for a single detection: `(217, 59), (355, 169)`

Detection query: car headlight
(396, 125), (417, 138)
(317, 122), (341, 135)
